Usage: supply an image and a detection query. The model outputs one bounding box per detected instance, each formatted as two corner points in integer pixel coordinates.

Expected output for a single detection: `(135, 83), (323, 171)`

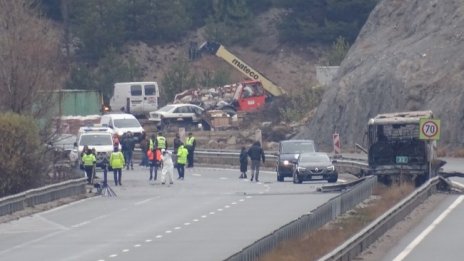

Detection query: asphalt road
(0, 166), (343, 261)
(378, 158), (464, 261)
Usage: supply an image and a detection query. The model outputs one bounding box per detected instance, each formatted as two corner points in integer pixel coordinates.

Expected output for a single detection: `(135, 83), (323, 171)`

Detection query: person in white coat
(161, 149), (174, 185)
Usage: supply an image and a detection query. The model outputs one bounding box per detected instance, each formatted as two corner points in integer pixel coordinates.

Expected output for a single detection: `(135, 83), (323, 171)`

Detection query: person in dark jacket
(239, 146), (248, 179)
(173, 133), (182, 167)
(121, 132), (135, 170)
(247, 141), (265, 182)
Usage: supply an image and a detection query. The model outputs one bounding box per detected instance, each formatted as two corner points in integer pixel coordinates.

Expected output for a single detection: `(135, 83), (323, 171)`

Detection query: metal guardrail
(0, 178), (87, 217)
(319, 176), (441, 261)
(225, 175), (377, 261)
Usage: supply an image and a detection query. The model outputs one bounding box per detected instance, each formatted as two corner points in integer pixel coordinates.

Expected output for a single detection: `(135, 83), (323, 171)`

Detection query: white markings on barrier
(393, 195), (464, 261)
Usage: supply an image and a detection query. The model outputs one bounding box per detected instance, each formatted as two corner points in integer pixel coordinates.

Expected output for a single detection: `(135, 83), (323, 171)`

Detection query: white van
(110, 82), (159, 117)
(100, 113), (145, 142)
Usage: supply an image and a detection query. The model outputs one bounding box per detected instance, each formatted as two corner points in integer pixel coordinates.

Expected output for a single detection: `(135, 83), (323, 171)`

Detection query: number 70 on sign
(419, 118), (441, 140)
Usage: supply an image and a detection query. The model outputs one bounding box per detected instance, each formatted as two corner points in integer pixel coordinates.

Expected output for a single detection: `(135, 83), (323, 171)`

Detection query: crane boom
(198, 41), (286, 96)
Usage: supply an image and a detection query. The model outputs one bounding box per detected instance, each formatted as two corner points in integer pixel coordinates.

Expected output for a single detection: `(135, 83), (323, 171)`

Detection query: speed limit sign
(419, 118), (441, 140)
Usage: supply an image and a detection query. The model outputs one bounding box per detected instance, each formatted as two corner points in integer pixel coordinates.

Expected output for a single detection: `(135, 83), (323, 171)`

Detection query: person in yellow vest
(82, 148), (96, 184)
(157, 132), (167, 150)
(149, 133), (158, 151)
(176, 143), (188, 180)
(110, 146), (125, 186)
(185, 132), (196, 168)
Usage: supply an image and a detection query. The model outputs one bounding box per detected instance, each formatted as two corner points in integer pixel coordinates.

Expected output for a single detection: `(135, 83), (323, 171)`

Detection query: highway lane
(377, 157), (464, 261)
(0, 166), (342, 261)
(382, 194), (464, 261)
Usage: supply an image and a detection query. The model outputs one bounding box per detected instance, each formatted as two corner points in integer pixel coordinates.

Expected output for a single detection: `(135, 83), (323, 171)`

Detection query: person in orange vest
(148, 148), (162, 181)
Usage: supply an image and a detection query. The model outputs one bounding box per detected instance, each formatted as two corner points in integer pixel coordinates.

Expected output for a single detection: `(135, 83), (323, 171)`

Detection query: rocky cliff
(299, 0), (464, 150)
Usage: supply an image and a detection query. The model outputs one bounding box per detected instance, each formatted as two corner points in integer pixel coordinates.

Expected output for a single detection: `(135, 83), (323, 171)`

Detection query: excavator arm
(198, 41), (286, 97)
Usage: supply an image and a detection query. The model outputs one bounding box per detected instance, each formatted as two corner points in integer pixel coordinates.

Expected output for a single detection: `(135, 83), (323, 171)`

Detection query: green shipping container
(54, 90), (103, 116)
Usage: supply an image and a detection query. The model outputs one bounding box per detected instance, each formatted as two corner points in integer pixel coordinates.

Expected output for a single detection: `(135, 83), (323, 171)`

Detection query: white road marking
(35, 215), (69, 231)
(209, 212), (215, 215)
(174, 226), (181, 230)
(36, 197), (95, 215)
(217, 208), (223, 211)
(165, 230), (172, 234)
(393, 195), (464, 261)
(246, 196), (252, 199)
(219, 177), (228, 180)
(145, 239), (152, 243)
(71, 221), (91, 228)
(192, 174), (201, 177)
(97, 259), (105, 261)
(224, 205), (230, 208)
(155, 235), (163, 239)
(193, 219), (199, 222)
(134, 244), (141, 247)
(122, 249), (129, 253)
(109, 254), (117, 258)
(134, 197), (155, 206)
(239, 199), (245, 202)
(232, 202), (237, 205)
(184, 222), (191, 226)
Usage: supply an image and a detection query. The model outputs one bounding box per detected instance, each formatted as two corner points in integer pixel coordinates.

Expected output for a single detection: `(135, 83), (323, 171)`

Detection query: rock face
(299, 0), (464, 150)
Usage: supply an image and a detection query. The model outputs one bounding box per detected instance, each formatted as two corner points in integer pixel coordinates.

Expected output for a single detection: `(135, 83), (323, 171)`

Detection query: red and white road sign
(333, 133), (341, 154)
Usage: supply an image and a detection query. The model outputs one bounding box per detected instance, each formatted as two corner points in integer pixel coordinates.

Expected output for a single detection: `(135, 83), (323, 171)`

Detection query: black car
(276, 140), (316, 182)
(293, 152), (338, 183)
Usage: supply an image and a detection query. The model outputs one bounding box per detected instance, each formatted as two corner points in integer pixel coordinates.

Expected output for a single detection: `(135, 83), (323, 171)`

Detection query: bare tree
(0, 0), (65, 118)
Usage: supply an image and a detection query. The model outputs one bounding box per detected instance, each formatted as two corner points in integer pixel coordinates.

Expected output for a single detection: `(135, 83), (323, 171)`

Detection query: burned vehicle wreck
(367, 111), (444, 186)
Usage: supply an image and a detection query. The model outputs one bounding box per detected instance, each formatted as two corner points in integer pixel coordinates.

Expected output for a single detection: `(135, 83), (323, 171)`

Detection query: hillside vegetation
(39, 0), (378, 102)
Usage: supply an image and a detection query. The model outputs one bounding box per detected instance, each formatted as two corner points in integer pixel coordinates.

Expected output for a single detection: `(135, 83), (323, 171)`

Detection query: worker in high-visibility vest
(149, 133), (158, 151)
(176, 144), (188, 180)
(147, 148), (162, 181)
(185, 132), (196, 168)
(81, 148), (96, 184)
(157, 132), (167, 150)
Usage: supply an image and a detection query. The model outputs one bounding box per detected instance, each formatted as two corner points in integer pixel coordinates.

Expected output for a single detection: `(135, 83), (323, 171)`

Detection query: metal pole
(428, 140), (432, 180)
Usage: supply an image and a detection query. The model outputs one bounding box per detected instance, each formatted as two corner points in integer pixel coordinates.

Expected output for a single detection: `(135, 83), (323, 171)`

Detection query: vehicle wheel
(160, 119), (169, 131)
(328, 175), (338, 183)
(293, 172), (302, 184)
(277, 173), (284, 182)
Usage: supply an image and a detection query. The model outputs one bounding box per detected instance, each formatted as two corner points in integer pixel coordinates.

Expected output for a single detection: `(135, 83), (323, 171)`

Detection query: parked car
(100, 113), (145, 142)
(292, 152), (338, 184)
(49, 134), (79, 167)
(276, 140), (316, 182)
(148, 103), (204, 130)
